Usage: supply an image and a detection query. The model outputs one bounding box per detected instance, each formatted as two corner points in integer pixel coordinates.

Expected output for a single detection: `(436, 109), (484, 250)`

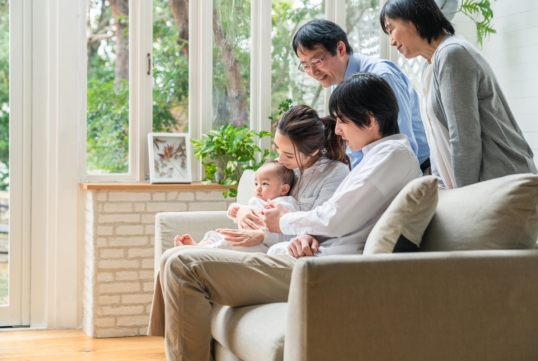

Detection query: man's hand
(287, 235), (319, 258)
(236, 206), (265, 230)
(216, 228), (265, 247)
(262, 201), (290, 234)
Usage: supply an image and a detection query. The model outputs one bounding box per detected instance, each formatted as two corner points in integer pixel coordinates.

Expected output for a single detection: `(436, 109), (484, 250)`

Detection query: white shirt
(279, 135), (420, 255)
(228, 196), (299, 246)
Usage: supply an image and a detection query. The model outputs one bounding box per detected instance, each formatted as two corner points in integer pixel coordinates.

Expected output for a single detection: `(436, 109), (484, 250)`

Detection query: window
(213, 0), (251, 129)
(86, 0), (130, 175)
(345, 0), (381, 58)
(153, 0), (188, 133)
(272, 0), (325, 117)
(397, 54), (423, 90)
(82, 0), (385, 181)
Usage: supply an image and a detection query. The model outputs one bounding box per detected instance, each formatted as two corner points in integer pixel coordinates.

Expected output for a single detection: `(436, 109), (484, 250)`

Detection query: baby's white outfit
(202, 196), (298, 253)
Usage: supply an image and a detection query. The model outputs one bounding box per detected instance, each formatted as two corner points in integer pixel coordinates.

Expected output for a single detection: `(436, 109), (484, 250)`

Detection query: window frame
(80, 0), (387, 182)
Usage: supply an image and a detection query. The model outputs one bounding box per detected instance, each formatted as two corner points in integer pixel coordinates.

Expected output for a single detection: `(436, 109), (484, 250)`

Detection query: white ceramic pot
(434, 0), (458, 21)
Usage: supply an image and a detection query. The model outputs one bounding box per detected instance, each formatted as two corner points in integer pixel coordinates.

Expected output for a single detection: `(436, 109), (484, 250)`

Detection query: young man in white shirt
(264, 72), (420, 256)
(149, 73), (420, 361)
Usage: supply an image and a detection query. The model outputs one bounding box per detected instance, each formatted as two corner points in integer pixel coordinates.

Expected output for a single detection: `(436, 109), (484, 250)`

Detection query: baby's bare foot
(180, 234), (197, 246)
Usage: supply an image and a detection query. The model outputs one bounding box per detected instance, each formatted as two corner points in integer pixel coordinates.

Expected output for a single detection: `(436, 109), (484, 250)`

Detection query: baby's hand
(174, 235), (183, 247)
(229, 206), (240, 218)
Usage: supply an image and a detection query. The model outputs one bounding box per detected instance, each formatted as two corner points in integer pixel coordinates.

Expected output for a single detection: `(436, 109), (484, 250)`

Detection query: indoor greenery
(191, 125), (272, 198)
(437, 0), (497, 48)
(459, 0), (496, 47)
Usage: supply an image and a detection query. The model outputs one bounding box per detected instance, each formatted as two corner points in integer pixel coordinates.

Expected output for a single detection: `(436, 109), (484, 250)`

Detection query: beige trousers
(148, 246), (297, 361)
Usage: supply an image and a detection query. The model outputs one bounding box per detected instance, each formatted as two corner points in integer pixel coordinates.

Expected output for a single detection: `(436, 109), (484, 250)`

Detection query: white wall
(480, 0), (538, 167)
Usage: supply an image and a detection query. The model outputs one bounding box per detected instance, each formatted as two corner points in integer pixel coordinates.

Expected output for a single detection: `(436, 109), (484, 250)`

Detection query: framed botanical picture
(148, 133), (192, 183)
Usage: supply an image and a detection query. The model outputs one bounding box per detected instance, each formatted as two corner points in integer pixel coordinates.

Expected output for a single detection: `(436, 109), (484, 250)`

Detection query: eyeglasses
(297, 51), (330, 73)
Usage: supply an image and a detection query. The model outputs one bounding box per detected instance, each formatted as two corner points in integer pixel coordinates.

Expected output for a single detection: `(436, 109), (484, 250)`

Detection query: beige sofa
(154, 172), (538, 361)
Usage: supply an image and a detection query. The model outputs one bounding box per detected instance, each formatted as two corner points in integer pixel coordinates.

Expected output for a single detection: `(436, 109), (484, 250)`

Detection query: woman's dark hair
(292, 19), (353, 56)
(277, 105), (350, 171)
(380, 0), (455, 44)
(329, 73), (399, 137)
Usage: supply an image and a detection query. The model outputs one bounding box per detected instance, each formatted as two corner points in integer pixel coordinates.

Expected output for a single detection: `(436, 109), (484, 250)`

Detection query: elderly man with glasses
(294, 19), (430, 173)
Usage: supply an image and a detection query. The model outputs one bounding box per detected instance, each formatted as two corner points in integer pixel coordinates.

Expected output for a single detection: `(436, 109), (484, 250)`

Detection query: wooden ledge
(79, 181), (235, 191)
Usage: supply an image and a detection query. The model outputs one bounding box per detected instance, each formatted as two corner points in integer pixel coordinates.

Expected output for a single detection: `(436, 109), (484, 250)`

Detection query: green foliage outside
(0, 0), (9, 190)
(86, 0), (331, 174)
(86, 0), (381, 176)
(191, 125), (272, 198)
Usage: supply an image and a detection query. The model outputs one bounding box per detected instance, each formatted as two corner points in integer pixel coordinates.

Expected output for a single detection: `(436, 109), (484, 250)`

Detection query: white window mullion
(379, 0), (396, 61)
(132, 0), (153, 181)
(129, 0), (140, 181)
(324, 0), (345, 115)
(250, 1), (271, 155)
(0, 0), (31, 327)
(189, 0), (213, 181)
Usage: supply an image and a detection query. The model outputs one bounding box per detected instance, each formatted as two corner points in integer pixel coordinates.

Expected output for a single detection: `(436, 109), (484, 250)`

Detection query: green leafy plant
(459, 0), (496, 47)
(268, 98), (294, 159)
(191, 125), (272, 198)
(268, 98), (293, 123)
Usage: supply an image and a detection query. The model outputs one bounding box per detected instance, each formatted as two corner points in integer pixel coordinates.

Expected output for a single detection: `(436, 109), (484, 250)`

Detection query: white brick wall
(83, 188), (235, 338)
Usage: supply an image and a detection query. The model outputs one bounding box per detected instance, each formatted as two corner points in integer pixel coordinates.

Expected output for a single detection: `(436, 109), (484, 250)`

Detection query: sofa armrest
(154, 211), (235, 273)
(284, 250), (538, 361)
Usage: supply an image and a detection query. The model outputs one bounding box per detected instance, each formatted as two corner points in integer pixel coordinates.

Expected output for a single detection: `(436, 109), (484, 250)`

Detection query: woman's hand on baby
(236, 206), (265, 230)
(216, 228), (265, 247)
(287, 235), (319, 258)
(262, 201), (289, 234)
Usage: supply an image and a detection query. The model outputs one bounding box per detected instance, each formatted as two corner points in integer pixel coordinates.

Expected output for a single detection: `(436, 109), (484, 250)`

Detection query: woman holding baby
(174, 104), (352, 252)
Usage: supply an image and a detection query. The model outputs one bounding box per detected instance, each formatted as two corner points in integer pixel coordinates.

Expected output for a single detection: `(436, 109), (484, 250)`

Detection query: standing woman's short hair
(380, 0), (455, 44)
(329, 73), (400, 137)
(277, 105), (350, 171)
(292, 19), (353, 56)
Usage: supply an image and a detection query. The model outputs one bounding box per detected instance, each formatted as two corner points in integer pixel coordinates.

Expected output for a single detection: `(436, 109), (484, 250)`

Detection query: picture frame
(148, 132), (192, 184)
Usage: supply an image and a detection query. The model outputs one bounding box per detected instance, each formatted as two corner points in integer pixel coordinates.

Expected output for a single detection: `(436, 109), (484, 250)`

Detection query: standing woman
(381, 0), (536, 188)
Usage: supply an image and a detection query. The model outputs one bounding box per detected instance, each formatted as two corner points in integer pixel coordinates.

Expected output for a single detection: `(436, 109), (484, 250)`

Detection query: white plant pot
(434, 0), (458, 21)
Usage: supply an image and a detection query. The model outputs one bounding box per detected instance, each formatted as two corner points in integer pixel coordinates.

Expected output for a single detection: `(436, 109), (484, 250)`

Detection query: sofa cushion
(364, 176), (438, 254)
(211, 303), (287, 361)
(421, 173), (538, 251)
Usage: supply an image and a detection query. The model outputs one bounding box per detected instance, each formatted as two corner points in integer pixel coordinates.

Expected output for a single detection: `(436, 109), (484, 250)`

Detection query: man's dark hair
(292, 19), (353, 56)
(329, 73), (400, 137)
(380, 0), (455, 44)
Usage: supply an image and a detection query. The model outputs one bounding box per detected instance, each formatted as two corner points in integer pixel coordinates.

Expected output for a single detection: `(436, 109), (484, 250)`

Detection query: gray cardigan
(426, 35), (536, 187)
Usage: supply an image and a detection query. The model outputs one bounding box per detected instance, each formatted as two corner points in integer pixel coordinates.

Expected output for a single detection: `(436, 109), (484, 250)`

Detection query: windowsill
(79, 181), (235, 191)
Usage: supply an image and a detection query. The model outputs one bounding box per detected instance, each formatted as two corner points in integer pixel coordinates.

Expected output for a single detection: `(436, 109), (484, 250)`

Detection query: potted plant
(435, 0), (497, 47)
(191, 125), (272, 198)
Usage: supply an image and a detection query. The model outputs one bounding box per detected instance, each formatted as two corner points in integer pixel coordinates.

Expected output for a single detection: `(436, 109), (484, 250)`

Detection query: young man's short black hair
(380, 0), (455, 44)
(329, 73), (400, 137)
(292, 19), (353, 56)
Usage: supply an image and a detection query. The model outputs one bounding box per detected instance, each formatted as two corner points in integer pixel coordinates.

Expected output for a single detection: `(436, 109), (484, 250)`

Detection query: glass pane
(153, 0), (189, 133)
(345, 0), (380, 58)
(213, 0), (251, 128)
(0, 0), (8, 306)
(86, 0), (129, 174)
(397, 54), (423, 90)
(271, 0), (325, 126)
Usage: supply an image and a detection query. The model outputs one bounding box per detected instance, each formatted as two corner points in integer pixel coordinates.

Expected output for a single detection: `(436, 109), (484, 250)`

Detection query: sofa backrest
(237, 170), (255, 205)
(421, 173), (538, 252)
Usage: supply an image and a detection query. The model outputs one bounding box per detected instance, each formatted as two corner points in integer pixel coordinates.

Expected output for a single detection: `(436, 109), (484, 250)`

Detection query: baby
(174, 160), (298, 253)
